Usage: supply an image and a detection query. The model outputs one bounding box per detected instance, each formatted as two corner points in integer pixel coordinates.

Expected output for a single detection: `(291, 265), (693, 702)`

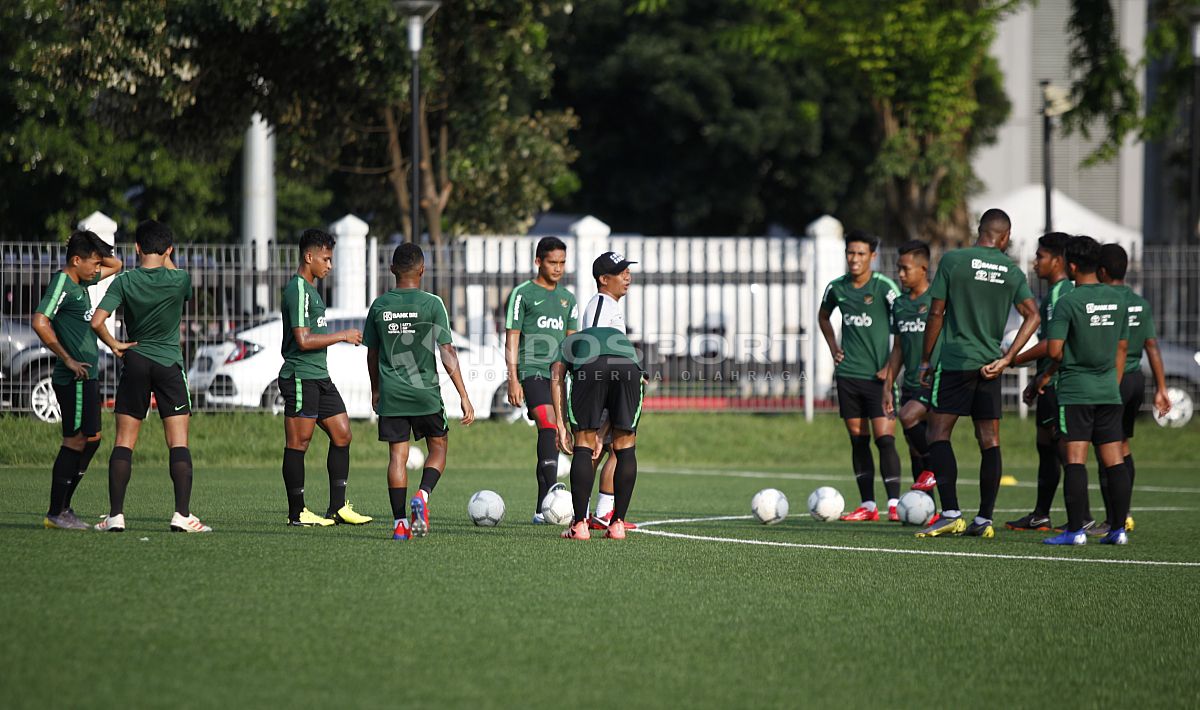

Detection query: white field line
(631, 515), (1200, 568)
(640, 466), (1200, 495)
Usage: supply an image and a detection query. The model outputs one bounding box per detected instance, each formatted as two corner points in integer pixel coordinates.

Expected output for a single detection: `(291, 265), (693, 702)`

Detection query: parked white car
(187, 309), (511, 419)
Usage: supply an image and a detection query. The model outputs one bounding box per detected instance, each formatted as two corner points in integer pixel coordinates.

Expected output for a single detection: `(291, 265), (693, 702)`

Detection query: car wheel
(262, 380), (285, 416)
(1154, 381), (1195, 428)
(28, 368), (61, 423)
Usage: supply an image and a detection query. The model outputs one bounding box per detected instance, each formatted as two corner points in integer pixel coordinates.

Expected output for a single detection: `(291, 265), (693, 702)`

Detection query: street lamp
(1189, 11), (1200, 242)
(396, 1), (441, 243)
(1040, 79), (1073, 234)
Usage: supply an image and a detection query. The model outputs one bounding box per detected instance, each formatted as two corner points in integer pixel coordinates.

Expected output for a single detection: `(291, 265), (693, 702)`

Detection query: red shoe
(912, 471), (937, 492)
(589, 510), (637, 530)
(605, 519), (627, 540)
(888, 504), (900, 522)
(928, 512), (941, 526)
(562, 520), (590, 539)
(840, 506), (880, 522)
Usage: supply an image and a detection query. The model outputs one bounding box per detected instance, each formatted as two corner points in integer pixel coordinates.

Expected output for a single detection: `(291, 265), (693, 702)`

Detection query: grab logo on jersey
(316, 316), (327, 328)
(896, 319), (925, 333)
(537, 315), (564, 330)
(843, 313), (873, 327)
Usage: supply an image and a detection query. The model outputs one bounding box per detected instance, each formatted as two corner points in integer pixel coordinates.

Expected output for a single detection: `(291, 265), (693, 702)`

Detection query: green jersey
(505, 280), (578, 379)
(1046, 283), (1129, 405)
(821, 272), (900, 380)
(98, 267), (190, 367)
(890, 288), (934, 390)
(36, 271), (102, 385)
(279, 275), (330, 380)
(1036, 278), (1074, 383)
(928, 246), (1034, 371)
(1119, 286), (1155, 374)
(557, 327), (641, 371)
(363, 288), (453, 416)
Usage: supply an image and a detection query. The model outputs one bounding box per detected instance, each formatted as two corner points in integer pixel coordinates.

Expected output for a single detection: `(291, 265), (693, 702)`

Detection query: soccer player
(33, 230), (122, 529)
(1006, 233), (1082, 532)
(366, 243), (475, 540)
(552, 253), (642, 540)
(90, 220), (211, 533)
(504, 236), (578, 522)
(818, 230), (903, 521)
(915, 209), (1039, 539)
(278, 229), (371, 527)
(882, 240), (936, 491)
(1097, 243), (1171, 534)
(1042, 236), (1132, 546)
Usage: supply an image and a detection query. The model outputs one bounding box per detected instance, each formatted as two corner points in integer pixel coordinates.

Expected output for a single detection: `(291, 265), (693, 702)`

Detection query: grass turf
(1, 412), (1198, 708)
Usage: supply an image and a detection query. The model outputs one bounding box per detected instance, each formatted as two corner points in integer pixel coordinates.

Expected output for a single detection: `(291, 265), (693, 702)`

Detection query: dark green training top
(36, 271), (102, 385)
(928, 246), (1033, 371)
(821, 272), (900, 380)
(98, 266), (190, 367)
(1047, 282), (1130, 405)
(364, 287), (453, 417)
(280, 274), (330, 380)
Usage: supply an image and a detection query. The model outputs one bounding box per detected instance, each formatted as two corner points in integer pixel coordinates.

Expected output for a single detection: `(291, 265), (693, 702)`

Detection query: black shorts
(53, 379), (101, 437)
(1058, 403), (1123, 445)
(568, 356), (643, 433)
(378, 411), (449, 443)
(1120, 371), (1145, 440)
(115, 351), (191, 420)
(280, 377), (346, 420)
(572, 408), (614, 446)
(899, 385), (932, 409)
(522, 375), (552, 420)
(1036, 384), (1060, 430)
(836, 376), (885, 420)
(930, 368), (1001, 420)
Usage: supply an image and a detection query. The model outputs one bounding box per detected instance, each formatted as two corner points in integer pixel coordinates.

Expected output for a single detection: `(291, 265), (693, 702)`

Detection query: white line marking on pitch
(630, 515), (1200, 568)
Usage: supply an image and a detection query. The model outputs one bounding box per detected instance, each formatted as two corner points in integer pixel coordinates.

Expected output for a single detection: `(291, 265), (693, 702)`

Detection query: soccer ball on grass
(896, 490), (935, 526)
(751, 488), (789, 525)
(807, 486), (845, 522)
(541, 489), (574, 525)
(468, 490), (506, 527)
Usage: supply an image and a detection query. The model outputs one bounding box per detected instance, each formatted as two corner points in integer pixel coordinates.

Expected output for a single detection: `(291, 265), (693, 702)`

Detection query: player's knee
(874, 435), (896, 451)
(531, 404), (556, 429)
(976, 429), (999, 449)
(63, 433), (87, 451)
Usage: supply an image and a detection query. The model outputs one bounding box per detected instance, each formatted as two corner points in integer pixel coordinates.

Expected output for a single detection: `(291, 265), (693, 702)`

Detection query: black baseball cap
(592, 251), (637, 278)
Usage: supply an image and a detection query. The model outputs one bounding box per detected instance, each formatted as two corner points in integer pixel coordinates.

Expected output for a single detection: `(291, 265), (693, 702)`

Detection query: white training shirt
(582, 292), (626, 333)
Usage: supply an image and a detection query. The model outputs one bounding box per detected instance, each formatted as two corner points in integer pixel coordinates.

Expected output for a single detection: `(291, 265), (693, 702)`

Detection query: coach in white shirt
(584, 251), (636, 332)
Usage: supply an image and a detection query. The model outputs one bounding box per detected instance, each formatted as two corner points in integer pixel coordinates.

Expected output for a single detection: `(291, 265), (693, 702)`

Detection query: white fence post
(243, 113), (275, 314)
(78, 211), (119, 334)
(329, 214), (368, 311)
(570, 215), (611, 309)
(807, 215), (844, 403)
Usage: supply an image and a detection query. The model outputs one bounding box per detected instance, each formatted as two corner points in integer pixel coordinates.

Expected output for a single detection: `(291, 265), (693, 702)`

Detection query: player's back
(1051, 283), (1128, 404)
(101, 267), (190, 366)
(365, 288), (453, 416)
(931, 246), (1032, 371)
(1120, 286), (1154, 373)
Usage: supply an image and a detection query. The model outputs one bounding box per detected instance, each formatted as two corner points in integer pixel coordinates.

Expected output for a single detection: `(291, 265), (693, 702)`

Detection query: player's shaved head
(898, 240), (930, 263)
(391, 242), (424, 274)
(978, 209), (1011, 240)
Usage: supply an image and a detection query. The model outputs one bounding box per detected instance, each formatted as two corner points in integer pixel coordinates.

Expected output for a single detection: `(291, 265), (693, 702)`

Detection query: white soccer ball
(467, 490), (506, 527)
(407, 446), (426, 471)
(541, 489), (574, 526)
(807, 486), (845, 522)
(897, 490), (936, 526)
(751, 488), (789, 525)
(557, 452), (571, 479)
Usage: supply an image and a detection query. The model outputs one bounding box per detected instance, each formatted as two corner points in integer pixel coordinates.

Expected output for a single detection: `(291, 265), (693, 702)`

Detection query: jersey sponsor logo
(560, 298), (568, 309)
(863, 295), (873, 305)
(970, 258), (1008, 284)
(917, 303), (928, 314)
(316, 316), (327, 328)
(843, 313), (873, 327)
(83, 306), (95, 322)
(1084, 302), (1117, 314)
(896, 319), (925, 333)
(533, 299), (545, 306)
(1085, 302), (1118, 326)
(382, 311), (418, 321)
(536, 315), (565, 330)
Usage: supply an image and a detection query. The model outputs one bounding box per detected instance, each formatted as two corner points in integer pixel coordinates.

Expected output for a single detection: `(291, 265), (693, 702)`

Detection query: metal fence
(3, 238), (1198, 425)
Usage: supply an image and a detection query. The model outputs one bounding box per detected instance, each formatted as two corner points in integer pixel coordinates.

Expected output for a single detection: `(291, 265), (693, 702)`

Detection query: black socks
(389, 487), (408, 520)
(978, 446), (1001, 520)
(613, 446), (637, 521)
(63, 438), (100, 510)
(1103, 463), (1133, 530)
(1033, 441), (1061, 517)
(902, 423), (928, 480)
(327, 444), (350, 515)
(849, 435), (874, 503)
(169, 447), (193, 516)
(48, 446), (82, 516)
(875, 435), (900, 501)
(1063, 463), (1090, 532)
(569, 446), (596, 523)
(107, 446), (133, 517)
(535, 428), (558, 511)
(282, 447), (306, 520)
(418, 466), (441, 496)
(928, 440), (958, 511)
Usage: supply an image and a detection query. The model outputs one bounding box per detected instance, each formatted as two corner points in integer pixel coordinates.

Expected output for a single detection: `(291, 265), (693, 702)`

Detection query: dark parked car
(0, 317), (120, 424)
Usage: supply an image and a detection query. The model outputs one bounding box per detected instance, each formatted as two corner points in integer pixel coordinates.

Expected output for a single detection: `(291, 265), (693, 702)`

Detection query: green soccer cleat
(915, 515), (966, 538)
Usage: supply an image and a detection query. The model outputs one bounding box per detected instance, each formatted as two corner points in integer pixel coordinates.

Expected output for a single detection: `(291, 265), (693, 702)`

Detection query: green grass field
(1, 412), (1198, 708)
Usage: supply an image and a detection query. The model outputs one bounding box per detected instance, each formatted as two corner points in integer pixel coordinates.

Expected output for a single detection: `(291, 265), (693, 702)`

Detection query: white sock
(394, 518), (403, 528)
(595, 493), (615, 518)
(861, 500), (877, 512)
(887, 498), (899, 509)
(974, 516), (991, 526)
(943, 510), (961, 519)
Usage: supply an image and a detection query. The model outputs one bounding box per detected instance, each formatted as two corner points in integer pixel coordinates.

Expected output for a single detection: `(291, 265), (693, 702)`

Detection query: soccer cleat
(887, 504), (900, 522)
(392, 519), (411, 540)
(605, 519), (627, 540)
(1043, 529), (1087, 545)
(94, 514), (125, 532)
(329, 502), (372, 525)
(915, 515), (966, 538)
(1054, 519), (1095, 534)
(290, 508), (335, 527)
(588, 509), (638, 530)
(1125, 515), (1135, 532)
(170, 512), (212, 533)
(44, 511), (89, 530)
(1087, 521), (1111, 537)
(927, 512), (941, 526)
(561, 520), (590, 540)
(840, 506), (880, 522)
(531, 513), (547, 524)
(410, 494), (429, 538)
(1099, 528), (1128, 545)
(911, 471), (937, 492)
(1005, 513), (1053, 531)
(965, 520), (995, 538)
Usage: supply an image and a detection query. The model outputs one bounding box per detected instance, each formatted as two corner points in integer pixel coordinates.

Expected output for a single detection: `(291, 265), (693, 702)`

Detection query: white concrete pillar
(78, 211), (119, 332)
(243, 113), (275, 313)
(569, 215), (611, 310)
(329, 214), (369, 311)
(807, 215), (845, 401)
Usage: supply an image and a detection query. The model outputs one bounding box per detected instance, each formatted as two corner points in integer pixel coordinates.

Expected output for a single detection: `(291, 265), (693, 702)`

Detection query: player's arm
(163, 250), (177, 270)
(1143, 338), (1171, 417)
(367, 346), (380, 412)
(438, 342), (474, 426)
(550, 360), (573, 454)
(98, 252), (123, 280)
(982, 298), (1039, 380)
(817, 306), (843, 364)
(1114, 339), (1127, 386)
(89, 307), (137, 357)
(882, 339), (902, 417)
(31, 313), (89, 379)
(1013, 339), (1047, 367)
(293, 326), (361, 350)
(918, 298), (945, 386)
(504, 328), (524, 407)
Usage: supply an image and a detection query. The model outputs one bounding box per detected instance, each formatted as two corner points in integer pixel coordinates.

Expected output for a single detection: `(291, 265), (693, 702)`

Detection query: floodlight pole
(398, 1), (440, 243)
(1190, 16), (1200, 243)
(1041, 79), (1053, 234)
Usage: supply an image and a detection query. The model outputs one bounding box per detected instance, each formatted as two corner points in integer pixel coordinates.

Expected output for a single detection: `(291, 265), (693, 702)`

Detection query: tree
(34, 0), (579, 244)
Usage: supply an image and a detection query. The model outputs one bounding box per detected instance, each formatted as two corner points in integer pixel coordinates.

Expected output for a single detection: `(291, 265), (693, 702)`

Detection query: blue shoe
(531, 513), (547, 524)
(1043, 529), (1087, 546)
(410, 495), (428, 538)
(1099, 529), (1127, 545)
